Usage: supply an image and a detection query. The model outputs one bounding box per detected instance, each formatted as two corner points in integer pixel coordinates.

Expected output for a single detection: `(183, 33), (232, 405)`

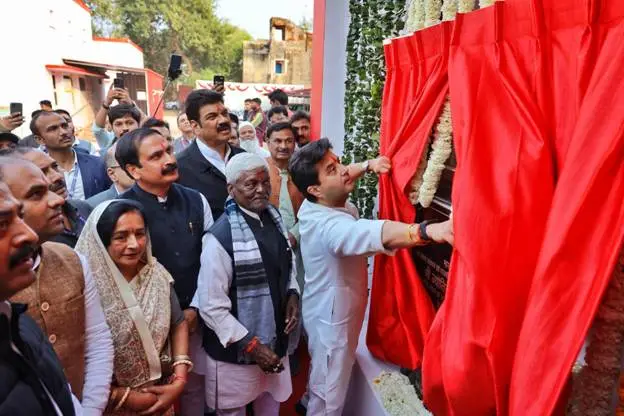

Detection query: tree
(85, 0), (251, 82)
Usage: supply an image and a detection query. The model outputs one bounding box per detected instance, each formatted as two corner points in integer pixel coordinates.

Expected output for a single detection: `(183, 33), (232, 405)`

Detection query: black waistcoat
(0, 304), (76, 416)
(176, 141), (245, 220)
(122, 183), (204, 309)
(202, 210), (292, 364)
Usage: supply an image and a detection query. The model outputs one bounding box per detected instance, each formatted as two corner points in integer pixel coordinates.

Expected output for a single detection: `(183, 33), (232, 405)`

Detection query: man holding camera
(92, 84), (144, 152)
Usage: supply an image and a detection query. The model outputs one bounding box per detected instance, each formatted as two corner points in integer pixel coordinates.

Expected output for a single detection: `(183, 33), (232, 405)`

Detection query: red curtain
(367, 23), (452, 368)
(422, 3), (555, 414)
(422, 0), (624, 414)
(510, 0), (624, 414)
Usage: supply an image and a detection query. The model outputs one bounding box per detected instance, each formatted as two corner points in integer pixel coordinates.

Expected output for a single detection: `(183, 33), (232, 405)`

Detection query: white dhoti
(204, 353), (292, 413)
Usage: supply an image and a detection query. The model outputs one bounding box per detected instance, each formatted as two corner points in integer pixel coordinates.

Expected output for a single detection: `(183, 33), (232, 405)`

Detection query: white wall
(0, 0), (143, 137)
(319, 0), (350, 156)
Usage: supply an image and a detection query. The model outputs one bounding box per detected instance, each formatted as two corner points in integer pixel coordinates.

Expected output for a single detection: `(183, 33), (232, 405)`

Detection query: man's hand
(284, 293), (299, 335)
(139, 380), (185, 415)
(117, 88), (133, 105)
(213, 84), (225, 94)
(105, 86), (131, 106)
(123, 390), (158, 412)
(249, 342), (284, 373)
(368, 156), (391, 174)
(183, 308), (198, 334)
(426, 218), (454, 246)
(288, 232), (298, 249)
(0, 113), (25, 132)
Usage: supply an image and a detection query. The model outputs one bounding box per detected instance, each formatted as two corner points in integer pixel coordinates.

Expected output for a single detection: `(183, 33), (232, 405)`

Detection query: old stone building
(243, 17), (313, 85)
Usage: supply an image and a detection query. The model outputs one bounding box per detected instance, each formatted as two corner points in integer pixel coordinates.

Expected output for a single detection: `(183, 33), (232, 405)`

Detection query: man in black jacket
(116, 127), (214, 415)
(0, 181), (78, 415)
(177, 89), (245, 219)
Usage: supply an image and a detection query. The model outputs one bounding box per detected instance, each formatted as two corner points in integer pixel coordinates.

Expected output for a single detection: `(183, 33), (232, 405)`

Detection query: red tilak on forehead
(159, 142), (167, 152)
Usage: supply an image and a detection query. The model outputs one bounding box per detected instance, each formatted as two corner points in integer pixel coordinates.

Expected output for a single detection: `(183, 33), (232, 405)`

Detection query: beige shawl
(75, 200), (173, 390)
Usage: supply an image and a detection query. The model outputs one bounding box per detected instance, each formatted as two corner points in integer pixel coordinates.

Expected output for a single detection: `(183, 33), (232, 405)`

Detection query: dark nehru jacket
(202, 210), (292, 364)
(0, 303), (76, 416)
(122, 183), (204, 309)
(176, 140), (245, 220)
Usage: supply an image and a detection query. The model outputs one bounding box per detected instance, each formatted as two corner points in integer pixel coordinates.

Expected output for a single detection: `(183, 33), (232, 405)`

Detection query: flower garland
(373, 371), (432, 415)
(442, 0), (458, 21)
(568, 246), (624, 415)
(406, 0), (426, 32)
(418, 97), (453, 207)
(479, 0), (495, 8)
(458, 0), (476, 13)
(424, 0), (442, 27)
(408, 138), (430, 204)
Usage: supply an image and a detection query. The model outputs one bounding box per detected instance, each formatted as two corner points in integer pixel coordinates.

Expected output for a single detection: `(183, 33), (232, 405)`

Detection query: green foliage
(343, 0), (406, 218)
(85, 0), (252, 83)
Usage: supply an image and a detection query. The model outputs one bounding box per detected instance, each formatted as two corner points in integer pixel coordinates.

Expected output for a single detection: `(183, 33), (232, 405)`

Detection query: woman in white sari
(76, 200), (190, 415)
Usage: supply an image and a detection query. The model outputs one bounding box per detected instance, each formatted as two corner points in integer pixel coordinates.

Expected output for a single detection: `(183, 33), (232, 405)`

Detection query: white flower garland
(373, 371), (432, 416)
(406, 0), (426, 31)
(424, 0), (442, 27)
(442, 0), (458, 21)
(418, 97), (453, 207)
(408, 137), (431, 204)
(479, 0), (495, 8)
(458, 0), (476, 13)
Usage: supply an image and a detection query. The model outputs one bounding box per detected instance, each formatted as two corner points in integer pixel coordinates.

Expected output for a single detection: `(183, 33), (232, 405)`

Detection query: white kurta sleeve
(78, 254), (114, 415)
(322, 215), (388, 257)
(197, 233), (249, 348)
(201, 194), (214, 231)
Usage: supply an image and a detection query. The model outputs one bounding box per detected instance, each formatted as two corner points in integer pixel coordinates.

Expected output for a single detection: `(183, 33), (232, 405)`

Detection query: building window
(79, 78), (86, 91)
(273, 26), (285, 41)
(275, 60), (285, 74)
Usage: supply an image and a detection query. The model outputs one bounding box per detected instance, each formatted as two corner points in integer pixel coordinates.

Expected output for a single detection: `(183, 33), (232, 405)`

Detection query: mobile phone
(9, 102), (22, 115)
(213, 75), (225, 88)
(113, 78), (124, 89)
(168, 54), (183, 80)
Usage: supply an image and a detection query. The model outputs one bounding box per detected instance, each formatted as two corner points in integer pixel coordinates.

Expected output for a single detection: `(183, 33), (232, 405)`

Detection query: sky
(215, 0), (314, 39)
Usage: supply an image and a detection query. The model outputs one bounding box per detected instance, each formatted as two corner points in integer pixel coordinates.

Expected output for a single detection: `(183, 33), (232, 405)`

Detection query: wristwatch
(361, 160), (370, 172)
(419, 220), (433, 242)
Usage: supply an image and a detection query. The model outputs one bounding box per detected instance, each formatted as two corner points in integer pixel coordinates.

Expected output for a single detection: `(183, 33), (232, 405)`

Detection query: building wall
(243, 18), (313, 86)
(0, 0), (145, 139)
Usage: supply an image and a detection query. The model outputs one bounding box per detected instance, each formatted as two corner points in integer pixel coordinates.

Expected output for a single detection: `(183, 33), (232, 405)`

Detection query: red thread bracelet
(245, 337), (260, 353)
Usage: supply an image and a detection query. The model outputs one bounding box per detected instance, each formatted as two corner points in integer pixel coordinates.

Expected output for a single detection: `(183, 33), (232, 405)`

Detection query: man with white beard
(238, 121), (270, 158)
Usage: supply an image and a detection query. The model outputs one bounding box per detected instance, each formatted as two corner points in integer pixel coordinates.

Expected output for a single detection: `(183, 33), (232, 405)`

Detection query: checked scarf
(225, 196), (300, 363)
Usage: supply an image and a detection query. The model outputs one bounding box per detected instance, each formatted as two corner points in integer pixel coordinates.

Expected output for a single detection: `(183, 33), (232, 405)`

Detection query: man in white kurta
(289, 139), (454, 415)
(194, 153), (301, 416)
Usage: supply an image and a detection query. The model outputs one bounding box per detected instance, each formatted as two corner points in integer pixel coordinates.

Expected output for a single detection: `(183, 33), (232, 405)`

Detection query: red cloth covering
(367, 23), (452, 369)
(421, 1), (624, 414)
(509, 0), (624, 413)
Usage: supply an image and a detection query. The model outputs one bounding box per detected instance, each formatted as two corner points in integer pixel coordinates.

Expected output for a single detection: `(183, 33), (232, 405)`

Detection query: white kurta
(193, 226), (298, 410)
(298, 199), (391, 416)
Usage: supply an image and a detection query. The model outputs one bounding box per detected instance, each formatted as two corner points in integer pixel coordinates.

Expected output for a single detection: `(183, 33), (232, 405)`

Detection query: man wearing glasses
(86, 144), (135, 208)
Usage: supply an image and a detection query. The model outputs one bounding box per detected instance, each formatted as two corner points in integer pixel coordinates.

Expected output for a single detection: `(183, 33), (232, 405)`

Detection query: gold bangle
(407, 224), (419, 242)
(114, 387), (131, 411)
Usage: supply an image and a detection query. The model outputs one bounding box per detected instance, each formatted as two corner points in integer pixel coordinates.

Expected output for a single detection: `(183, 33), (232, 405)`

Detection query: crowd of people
(0, 85), (454, 415)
